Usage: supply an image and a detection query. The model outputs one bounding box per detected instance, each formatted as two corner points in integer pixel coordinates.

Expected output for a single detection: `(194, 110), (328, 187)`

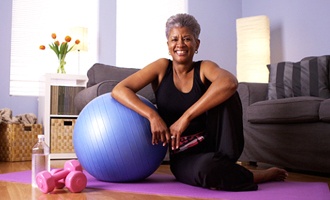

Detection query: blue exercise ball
(73, 93), (167, 182)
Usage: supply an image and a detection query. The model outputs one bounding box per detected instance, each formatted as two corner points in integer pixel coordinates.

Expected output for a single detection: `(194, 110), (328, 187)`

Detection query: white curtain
(10, 0), (99, 96)
(116, 0), (188, 69)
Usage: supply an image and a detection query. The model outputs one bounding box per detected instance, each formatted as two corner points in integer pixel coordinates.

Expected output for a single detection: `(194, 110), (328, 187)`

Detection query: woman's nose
(177, 39), (185, 46)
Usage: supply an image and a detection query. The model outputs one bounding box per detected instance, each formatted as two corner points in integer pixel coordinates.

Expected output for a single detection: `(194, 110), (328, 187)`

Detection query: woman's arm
(170, 60), (238, 149)
(111, 58), (171, 146)
(186, 60), (238, 120)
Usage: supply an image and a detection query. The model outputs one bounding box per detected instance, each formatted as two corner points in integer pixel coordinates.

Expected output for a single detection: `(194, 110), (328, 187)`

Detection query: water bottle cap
(38, 135), (45, 139)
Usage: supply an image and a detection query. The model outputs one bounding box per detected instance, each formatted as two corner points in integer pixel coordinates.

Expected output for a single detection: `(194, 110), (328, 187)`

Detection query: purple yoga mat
(0, 170), (329, 200)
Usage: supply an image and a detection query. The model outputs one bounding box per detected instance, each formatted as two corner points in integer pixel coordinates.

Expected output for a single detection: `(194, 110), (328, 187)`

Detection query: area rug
(0, 170), (329, 200)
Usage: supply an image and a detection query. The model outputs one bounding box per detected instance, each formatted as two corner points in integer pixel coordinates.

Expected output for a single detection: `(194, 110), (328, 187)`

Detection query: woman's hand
(149, 115), (171, 146)
(169, 116), (190, 150)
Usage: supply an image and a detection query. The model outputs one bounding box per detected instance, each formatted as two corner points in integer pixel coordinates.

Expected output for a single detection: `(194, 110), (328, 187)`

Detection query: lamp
(236, 15), (270, 83)
(70, 27), (88, 73)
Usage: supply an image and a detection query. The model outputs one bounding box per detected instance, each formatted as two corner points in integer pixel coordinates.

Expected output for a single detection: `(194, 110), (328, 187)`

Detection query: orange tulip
(41, 32), (81, 68)
(65, 36), (71, 42)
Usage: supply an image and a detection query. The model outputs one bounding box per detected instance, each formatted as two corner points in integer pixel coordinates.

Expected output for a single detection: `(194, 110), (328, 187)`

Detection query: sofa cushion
(319, 99), (330, 122)
(267, 55), (330, 100)
(247, 96), (324, 124)
(87, 63), (139, 87)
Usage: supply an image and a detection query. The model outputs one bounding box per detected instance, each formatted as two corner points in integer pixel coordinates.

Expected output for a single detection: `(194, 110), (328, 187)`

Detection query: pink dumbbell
(49, 160), (84, 189)
(36, 160), (87, 193)
(50, 168), (65, 189)
(63, 170), (87, 193)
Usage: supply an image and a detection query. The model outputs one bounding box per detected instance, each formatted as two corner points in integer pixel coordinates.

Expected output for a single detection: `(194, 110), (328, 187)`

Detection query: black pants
(169, 92), (258, 191)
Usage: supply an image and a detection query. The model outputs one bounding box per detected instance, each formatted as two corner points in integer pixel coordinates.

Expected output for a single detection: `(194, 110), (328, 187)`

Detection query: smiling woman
(10, 0), (98, 96)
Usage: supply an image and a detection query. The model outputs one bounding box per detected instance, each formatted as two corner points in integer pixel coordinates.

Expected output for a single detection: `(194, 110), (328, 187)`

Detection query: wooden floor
(0, 160), (329, 200)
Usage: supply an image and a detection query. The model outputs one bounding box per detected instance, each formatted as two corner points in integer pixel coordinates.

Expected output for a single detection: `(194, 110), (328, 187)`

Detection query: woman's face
(167, 27), (200, 64)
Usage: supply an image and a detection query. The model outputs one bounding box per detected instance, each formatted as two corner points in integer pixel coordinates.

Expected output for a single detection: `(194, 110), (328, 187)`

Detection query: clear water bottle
(31, 134), (50, 188)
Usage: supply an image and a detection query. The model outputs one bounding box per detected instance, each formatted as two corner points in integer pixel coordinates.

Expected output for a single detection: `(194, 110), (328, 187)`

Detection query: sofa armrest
(237, 82), (268, 108)
(74, 80), (119, 113)
(74, 80), (156, 113)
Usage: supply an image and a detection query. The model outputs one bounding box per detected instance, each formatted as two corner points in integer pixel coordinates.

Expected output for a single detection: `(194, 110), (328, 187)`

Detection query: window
(116, 0), (188, 68)
(10, 0), (98, 96)
(11, 0), (187, 96)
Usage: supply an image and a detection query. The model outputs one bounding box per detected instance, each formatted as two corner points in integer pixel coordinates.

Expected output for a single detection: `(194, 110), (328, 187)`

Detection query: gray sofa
(237, 55), (330, 174)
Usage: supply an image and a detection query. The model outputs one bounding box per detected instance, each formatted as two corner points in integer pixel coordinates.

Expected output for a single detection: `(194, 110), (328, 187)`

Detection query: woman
(112, 13), (287, 191)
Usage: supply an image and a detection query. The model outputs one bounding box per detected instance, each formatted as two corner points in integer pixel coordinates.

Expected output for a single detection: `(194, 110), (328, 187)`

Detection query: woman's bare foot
(252, 167), (288, 183)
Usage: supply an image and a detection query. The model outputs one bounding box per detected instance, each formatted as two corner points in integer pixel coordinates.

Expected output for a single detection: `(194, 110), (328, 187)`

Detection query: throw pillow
(267, 55), (330, 100)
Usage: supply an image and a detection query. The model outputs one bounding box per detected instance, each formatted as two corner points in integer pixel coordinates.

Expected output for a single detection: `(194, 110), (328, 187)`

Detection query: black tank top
(155, 60), (207, 137)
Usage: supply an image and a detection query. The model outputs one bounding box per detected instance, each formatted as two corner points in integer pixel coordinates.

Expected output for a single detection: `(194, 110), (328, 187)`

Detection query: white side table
(38, 73), (87, 159)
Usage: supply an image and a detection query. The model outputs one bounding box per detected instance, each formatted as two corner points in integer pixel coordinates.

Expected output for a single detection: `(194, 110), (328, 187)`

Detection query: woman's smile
(175, 50), (188, 56)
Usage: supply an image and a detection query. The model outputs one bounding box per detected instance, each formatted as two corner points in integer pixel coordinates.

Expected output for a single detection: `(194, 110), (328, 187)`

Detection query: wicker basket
(0, 123), (42, 161)
(50, 118), (76, 153)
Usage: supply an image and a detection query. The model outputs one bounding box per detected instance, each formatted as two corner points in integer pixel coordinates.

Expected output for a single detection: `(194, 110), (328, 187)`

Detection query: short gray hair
(165, 13), (201, 39)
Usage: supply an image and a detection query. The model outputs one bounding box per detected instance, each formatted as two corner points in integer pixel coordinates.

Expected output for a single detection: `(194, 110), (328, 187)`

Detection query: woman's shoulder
(142, 58), (171, 76)
(158, 58), (172, 68)
(199, 60), (221, 74)
(154, 58), (171, 65)
(200, 60), (220, 68)
(198, 60), (227, 83)
(140, 58), (171, 87)
(143, 58), (171, 91)
(144, 58), (170, 70)
(199, 60), (237, 83)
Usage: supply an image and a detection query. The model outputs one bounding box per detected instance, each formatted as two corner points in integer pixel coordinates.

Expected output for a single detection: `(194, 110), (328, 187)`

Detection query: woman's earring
(195, 50), (198, 54)
(168, 52), (171, 55)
